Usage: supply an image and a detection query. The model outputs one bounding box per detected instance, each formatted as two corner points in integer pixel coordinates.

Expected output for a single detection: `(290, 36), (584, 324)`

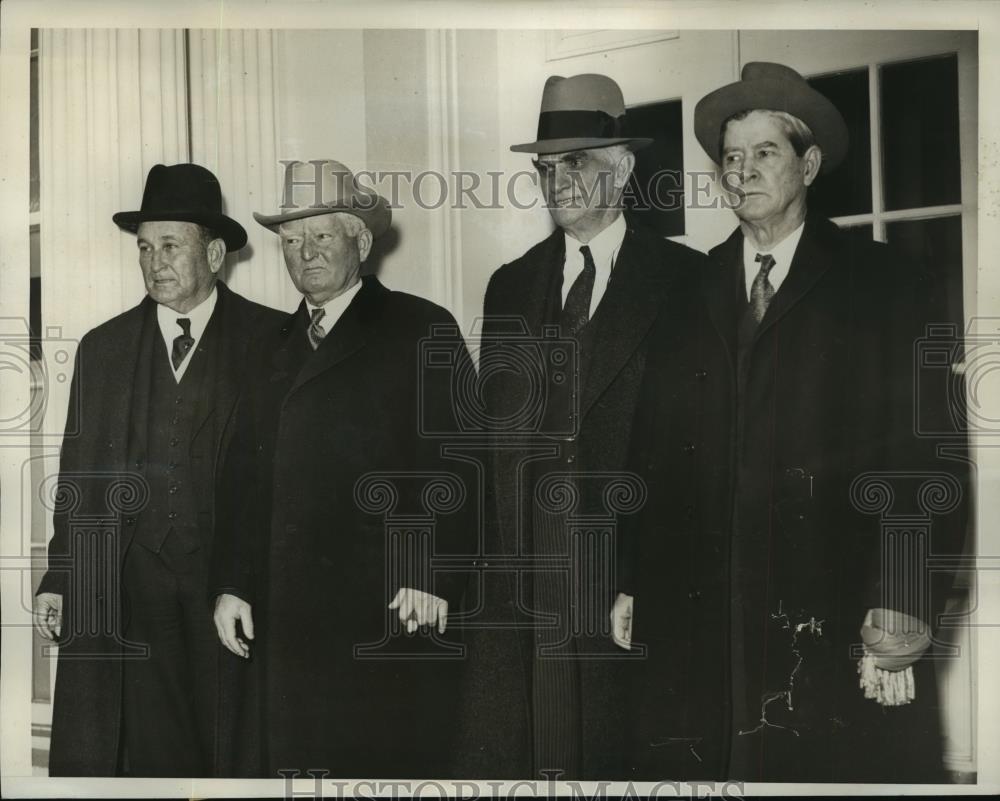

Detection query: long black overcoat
(211, 274), (475, 778)
(621, 215), (969, 782)
(37, 282), (282, 776)
(456, 223), (708, 779)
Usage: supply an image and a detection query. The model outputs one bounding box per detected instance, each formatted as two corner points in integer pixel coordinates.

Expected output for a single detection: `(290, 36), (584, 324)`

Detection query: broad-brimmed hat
(113, 163), (248, 250)
(694, 62), (849, 173)
(253, 160), (391, 238)
(510, 73), (653, 155)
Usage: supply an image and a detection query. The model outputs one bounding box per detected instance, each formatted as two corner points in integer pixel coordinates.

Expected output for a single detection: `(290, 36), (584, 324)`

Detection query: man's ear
(802, 145), (823, 187)
(207, 238), (227, 274)
(614, 149), (637, 190)
(357, 227), (374, 263)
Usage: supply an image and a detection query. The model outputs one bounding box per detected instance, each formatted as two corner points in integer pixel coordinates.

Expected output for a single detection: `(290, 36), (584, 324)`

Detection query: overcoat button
(695, 370), (708, 380)
(682, 442), (695, 454)
(688, 589), (701, 600)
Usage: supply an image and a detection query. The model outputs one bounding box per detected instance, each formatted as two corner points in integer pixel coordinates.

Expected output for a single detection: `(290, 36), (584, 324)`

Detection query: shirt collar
(304, 279), (363, 326)
(742, 220), (805, 296)
(564, 212), (627, 269)
(156, 284), (218, 344)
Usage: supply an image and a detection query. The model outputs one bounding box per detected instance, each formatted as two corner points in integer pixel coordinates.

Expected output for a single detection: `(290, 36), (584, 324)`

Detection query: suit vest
(132, 326), (214, 554)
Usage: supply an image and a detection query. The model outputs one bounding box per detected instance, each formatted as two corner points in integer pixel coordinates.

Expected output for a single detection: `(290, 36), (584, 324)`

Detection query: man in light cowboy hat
(458, 74), (706, 779)
(619, 62), (968, 781)
(210, 159), (473, 777)
(34, 163), (283, 776)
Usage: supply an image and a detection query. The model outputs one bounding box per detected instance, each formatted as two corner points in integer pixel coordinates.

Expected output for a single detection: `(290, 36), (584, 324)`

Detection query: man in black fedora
(619, 62), (968, 781)
(210, 159), (473, 777)
(458, 74), (706, 780)
(34, 163), (283, 776)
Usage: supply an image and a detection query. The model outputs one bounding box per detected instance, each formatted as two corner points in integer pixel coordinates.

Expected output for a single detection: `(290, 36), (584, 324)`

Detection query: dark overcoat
(621, 215), (969, 782)
(456, 223), (708, 779)
(211, 274), (474, 778)
(37, 282), (283, 776)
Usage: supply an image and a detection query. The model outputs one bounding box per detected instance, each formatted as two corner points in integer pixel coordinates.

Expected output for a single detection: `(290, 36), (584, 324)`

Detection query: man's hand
(34, 593), (63, 641)
(214, 593), (254, 658)
(610, 592), (633, 650)
(388, 587), (448, 634)
(860, 607), (930, 670)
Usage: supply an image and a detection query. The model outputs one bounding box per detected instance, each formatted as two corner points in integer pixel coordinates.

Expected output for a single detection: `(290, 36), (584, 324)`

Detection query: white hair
(332, 212), (369, 240)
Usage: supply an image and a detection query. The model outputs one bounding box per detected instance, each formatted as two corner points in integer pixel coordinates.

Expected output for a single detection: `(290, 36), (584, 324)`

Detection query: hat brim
(510, 136), (653, 154)
(112, 211), (248, 251)
(253, 198), (392, 239)
(694, 77), (848, 174)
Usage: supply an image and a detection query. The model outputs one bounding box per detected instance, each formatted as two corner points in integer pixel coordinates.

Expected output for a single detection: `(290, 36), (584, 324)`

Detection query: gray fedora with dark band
(694, 61), (849, 173)
(511, 73), (653, 155)
(253, 160), (391, 238)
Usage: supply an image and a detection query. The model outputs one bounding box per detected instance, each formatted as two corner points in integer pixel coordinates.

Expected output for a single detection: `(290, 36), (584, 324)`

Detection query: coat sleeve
(857, 243), (970, 629)
(37, 343), (85, 599)
(413, 309), (478, 606)
(209, 393), (257, 605)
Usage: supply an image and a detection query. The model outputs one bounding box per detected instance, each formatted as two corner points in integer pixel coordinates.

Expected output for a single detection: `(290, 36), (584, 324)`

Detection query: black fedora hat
(113, 163), (248, 251)
(694, 62), (849, 174)
(511, 73), (653, 155)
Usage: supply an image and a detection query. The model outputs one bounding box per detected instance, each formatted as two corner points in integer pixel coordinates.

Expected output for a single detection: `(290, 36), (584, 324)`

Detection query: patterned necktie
(562, 245), (597, 337)
(171, 317), (194, 370)
(307, 307), (327, 350)
(749, 253), (777, 324)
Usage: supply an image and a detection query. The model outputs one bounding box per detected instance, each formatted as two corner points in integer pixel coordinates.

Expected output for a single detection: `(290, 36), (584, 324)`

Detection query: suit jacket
(37, 282), (284, 776)
(455, 221), (709, 779)
(622, 214), (969, 782)
(210, 274), (475, 778)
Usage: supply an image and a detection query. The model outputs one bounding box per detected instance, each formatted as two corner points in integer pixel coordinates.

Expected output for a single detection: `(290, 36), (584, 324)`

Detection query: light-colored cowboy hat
(253, 160), (391, 237)
(510, 73), (653, 155)
(113, 163), (248, 251)
(694, 61), (849, 173)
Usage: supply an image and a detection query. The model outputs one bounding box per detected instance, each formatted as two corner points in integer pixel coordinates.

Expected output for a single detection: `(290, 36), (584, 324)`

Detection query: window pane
(885, 215), (963, 330)
(881, 55), (961, 211)
(807, 68), (872, 218)
(623, 99), (684, 238)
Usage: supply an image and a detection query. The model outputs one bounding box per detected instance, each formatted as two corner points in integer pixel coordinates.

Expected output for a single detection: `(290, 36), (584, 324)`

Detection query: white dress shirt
(562, 213), (627, 318)
(742, 221), (805, 300)
(156, 286), (217, 382)
(305, 280), (364, 342)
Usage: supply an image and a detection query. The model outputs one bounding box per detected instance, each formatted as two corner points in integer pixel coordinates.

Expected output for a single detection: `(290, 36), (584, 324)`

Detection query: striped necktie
(749, 253), (776, 324)
(307, 307), (327, 350)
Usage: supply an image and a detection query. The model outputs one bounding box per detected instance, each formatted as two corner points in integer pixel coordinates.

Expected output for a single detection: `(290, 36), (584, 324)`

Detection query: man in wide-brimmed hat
(619, 62), (968, 782)
(457, 73), (707, 780)
(210, 159), (473, 777)
(34, 163), (284, 776)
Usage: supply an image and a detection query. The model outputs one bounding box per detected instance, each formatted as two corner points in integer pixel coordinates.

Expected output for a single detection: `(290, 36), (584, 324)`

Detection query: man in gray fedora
(619, 62), (968, 782)
(211, 159), (473, 777)
(34, 163), (283, 776)
(459, 73), (707, 780)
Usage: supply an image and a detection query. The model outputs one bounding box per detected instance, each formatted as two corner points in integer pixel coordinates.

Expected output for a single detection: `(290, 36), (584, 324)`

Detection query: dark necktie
(171, 317), (194, 370)
(307, 307), (327, 350)
(749, 253), (777, 324)
(562, 245), (597, 337)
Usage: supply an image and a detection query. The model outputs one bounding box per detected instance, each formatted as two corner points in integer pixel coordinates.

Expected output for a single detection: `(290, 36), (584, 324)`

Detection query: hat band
(536, 110), (624, 143)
